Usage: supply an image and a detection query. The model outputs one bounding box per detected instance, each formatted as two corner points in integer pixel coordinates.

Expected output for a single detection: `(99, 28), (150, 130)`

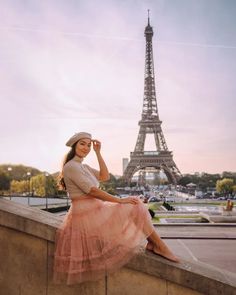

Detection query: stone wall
(0, 198), (236, 295)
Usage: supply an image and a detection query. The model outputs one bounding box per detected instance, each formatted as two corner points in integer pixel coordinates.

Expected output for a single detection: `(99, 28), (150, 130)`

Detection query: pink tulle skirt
(53, 196), (154, 285)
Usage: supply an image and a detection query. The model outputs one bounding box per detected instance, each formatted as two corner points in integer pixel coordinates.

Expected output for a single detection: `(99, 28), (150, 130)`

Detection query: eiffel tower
(123, 14), (181, 185)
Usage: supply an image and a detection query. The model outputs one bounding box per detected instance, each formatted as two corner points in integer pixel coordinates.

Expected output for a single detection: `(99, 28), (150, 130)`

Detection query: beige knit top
(63, 155), (100, 199)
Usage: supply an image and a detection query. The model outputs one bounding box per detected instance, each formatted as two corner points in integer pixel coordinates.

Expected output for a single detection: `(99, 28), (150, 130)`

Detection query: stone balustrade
(0, 198), (236, 295)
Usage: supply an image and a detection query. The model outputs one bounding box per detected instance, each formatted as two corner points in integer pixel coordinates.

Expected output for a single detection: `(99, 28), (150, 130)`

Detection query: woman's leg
(146, 230), (179, 262)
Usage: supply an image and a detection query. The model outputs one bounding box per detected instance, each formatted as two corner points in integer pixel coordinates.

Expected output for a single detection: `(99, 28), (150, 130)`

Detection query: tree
(178, 173), (221, 191)
(100, 173), (117, 195)
(178, 176), (192, 186)
(10, 180), (28, 194)
(216, 178), (234, 196)
(222, 172), (236, 182)
(0, 164), (41, 181)
(0, 170), (10, 191)
(115, 177), (129, 187)
(31, 174), (57, 197)
(233, 185), (236, 193)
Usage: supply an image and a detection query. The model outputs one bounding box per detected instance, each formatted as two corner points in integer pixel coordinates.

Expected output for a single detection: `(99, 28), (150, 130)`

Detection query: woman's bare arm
(93, 140), (110, 181)
(89, 187), (139, 205)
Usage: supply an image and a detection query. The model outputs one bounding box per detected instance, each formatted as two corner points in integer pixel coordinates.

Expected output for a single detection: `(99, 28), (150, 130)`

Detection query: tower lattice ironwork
(123, 15), (181, 184)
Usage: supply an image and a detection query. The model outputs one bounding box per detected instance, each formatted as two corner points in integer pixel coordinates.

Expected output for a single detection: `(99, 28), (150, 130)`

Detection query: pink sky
(0, 0), (236, 176)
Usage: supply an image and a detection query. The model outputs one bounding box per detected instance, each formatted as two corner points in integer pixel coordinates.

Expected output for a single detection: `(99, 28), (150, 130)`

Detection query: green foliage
(178, 172), (223, 191)
(10, 180), (29, 194)
(31, 174), (45, 196)
(222, 172), (236, 182)
(0, 164), (58, 196)
(31, 174), (57, 196)
(0, 169), (10, 191)
(0, 164), (41, 181)
(152, 216), (160, 223)
(10, 174), (57, 196)
(148, 202), (162, 211)
(178, 176), (193, 186)
(216, 178), (235, 195)
(99, 173), (117, 195)
(115, 177), (129, 187)
(163, 201), (175, 211)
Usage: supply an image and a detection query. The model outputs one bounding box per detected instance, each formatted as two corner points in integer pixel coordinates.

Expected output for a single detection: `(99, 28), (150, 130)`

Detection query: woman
(53, 132), (179, 285)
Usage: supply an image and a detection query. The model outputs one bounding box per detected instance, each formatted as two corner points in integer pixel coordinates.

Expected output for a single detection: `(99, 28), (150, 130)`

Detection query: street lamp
(7, 167), (12, 200)
(45, 173), (49, 211)
(26, 172), (31, 206)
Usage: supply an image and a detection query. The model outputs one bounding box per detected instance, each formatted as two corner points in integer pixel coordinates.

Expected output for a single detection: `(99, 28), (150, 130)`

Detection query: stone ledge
(0, 198), (61, 242)
(127, 250), (236, 295)
(154, 223), (236, 227)
(201, 212), (236, 223)
(1, 198), (236, 295)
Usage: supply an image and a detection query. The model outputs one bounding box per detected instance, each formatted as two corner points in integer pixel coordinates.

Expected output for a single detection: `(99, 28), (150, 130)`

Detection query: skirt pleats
(53, 196), (154, 285)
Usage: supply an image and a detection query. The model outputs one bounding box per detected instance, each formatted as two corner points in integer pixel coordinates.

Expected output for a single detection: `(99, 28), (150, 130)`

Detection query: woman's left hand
(119, 196), (140, 205)
(92, 140), (101, 153)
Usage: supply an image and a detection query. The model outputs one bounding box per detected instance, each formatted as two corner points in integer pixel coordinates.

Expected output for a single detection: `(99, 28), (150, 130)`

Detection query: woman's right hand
(119, 196), (140, 205)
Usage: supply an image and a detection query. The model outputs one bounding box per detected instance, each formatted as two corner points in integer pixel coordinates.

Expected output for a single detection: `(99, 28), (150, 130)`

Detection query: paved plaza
(155, 225), (236, 274)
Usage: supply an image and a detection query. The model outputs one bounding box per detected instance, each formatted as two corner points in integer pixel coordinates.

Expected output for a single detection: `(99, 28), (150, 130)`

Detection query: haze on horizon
(0, 0), (236, 176)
